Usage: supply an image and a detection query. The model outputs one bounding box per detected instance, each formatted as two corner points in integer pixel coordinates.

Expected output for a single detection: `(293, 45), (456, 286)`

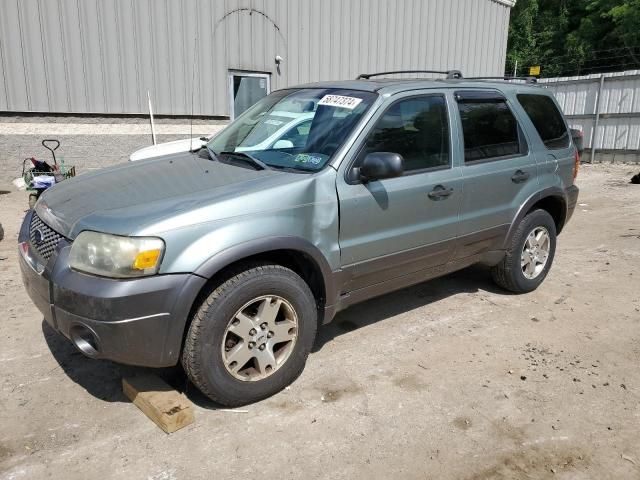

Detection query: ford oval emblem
(33, 229), (45, 245)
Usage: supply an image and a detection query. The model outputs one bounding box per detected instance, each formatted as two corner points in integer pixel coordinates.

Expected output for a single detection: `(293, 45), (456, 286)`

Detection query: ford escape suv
(19, 71), (579, 406)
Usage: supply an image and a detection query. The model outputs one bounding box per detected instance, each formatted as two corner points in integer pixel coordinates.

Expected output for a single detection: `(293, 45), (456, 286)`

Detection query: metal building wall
(540, 70), (640, 163)
(0, 0), (513, 117)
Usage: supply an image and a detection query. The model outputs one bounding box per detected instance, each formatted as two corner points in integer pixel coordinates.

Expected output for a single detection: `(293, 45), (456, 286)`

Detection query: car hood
(129, 138), (205, 161)
(36, 152), (302, 238)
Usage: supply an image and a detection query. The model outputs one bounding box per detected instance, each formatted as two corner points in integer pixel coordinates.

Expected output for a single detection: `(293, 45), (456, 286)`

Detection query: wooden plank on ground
(122, 375), (195, 433)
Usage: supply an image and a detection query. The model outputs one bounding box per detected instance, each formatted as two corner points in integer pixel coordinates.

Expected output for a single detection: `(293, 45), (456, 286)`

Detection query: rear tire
(492, 209), (557, 293)
(182, 263), (318, 407)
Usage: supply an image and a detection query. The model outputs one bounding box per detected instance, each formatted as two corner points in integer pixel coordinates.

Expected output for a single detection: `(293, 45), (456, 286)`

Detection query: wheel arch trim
(504, 187), (568, 249)
(193, 236), (339, 307)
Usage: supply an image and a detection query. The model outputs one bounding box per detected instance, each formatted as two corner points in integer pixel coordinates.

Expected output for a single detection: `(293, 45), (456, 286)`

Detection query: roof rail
(357, 69), (463, 80)
(466, 76), (538, 84)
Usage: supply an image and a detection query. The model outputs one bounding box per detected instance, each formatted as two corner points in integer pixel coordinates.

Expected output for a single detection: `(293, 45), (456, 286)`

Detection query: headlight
(69, 231), (165, 278)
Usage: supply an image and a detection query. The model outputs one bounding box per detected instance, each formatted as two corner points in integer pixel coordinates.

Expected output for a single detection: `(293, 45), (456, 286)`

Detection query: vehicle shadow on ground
(43, 264), (508, 408)
(42, 319), (221, 408)
(42, 321), (164, 403)
(185, 267), (508, 409)
(312, 264), (508, 352)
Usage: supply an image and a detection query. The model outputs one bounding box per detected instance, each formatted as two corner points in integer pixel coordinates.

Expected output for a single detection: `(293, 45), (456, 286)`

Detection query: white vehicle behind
(129, 111), (314, 161)
(129, 137), (207, 161)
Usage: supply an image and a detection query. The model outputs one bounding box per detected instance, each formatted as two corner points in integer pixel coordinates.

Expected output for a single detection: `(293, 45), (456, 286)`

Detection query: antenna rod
(147, 90), (156, 145)
(189, 16), (199, 152)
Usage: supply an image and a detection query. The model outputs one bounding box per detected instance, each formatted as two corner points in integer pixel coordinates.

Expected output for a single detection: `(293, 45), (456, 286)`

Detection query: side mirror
(273, 139), (294, 149)
(358, 152), (404, 182)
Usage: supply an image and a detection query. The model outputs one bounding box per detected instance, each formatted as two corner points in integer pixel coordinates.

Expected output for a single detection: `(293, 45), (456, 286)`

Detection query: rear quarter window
(517, 94), (570, 150)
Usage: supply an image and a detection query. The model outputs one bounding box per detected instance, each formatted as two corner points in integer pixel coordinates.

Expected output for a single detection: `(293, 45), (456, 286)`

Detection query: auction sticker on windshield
(318, 95), (363, 110)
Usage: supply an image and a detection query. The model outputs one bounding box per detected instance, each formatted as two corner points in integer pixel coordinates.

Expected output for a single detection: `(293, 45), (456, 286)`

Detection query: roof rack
(466, 76), (538, 84)
(357, 69), (463, 80)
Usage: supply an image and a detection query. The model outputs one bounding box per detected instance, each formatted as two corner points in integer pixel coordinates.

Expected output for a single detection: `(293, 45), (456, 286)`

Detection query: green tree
(599, 0), (640, 62)
(506, 0), (539, 75)
(506, 0), (640, 77)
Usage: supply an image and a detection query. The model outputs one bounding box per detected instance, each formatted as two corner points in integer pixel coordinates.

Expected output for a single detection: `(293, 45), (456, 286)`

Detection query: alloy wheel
(521, 226), (551, 279)
(221, 295), (298, 381)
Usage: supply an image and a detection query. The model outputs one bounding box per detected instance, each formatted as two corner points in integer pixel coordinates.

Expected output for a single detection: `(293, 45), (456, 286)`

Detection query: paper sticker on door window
(259, 79), (266, 89)
(318, 95), (363, 110)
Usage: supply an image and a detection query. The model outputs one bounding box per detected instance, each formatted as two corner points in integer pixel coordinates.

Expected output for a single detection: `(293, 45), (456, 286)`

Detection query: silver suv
(19, 71), (579, 406)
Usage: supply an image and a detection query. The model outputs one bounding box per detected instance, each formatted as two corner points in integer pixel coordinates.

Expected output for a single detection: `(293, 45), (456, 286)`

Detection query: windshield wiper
(196, 145), (218, 161)
(220, 151), (270, 170)
(268, 164), (314, 174)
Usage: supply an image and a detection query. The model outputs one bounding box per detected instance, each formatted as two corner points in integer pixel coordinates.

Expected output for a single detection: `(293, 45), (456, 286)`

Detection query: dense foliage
(506, 0), (640, 77)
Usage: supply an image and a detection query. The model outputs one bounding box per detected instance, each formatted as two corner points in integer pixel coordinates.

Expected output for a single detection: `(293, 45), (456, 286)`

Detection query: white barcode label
(318, 94), (363, 110)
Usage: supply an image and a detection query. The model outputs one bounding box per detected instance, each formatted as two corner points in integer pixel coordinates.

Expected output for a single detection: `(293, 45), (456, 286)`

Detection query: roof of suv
(300, 78), (546, 96)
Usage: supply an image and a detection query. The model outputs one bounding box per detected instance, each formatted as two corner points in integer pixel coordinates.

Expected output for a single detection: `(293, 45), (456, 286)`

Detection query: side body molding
(193, 236), (340, 308)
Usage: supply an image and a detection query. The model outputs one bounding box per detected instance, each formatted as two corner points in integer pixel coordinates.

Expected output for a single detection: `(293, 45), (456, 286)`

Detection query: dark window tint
(517, 94), (569, 149)
(458, 100), (523, 162)
(361, 96), (450, 172)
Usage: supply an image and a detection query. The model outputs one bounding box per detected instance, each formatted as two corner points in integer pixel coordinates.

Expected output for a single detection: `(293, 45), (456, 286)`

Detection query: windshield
(208, 88), (377, 172)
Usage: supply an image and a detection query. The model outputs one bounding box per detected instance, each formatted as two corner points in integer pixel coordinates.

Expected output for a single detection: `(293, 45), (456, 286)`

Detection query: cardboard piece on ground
(122, 375), (195, 433)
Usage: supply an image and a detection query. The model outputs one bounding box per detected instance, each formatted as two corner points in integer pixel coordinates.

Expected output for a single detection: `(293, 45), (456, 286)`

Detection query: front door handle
(428, 185), (453, 200)
(511, 170), (530, 183)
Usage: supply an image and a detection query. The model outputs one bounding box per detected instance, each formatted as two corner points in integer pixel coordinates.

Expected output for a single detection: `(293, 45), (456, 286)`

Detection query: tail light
(571, 128), (583, 181)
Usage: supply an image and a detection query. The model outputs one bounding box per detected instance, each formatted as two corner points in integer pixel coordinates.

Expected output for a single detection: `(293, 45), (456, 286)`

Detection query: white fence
(540, 70), (640, 163)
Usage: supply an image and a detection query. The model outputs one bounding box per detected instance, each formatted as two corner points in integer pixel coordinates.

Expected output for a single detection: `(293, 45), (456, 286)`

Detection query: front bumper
(18, 211), (206, 367)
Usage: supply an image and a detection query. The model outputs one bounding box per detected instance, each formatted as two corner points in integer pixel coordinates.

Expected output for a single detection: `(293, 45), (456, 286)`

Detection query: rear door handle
(511, 170), (530, 183)
(428, 185), (453, 200)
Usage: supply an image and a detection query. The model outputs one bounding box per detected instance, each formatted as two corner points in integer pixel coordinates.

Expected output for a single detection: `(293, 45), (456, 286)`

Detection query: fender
(503, 187), (568, 249)
(193, 236), (339, 307)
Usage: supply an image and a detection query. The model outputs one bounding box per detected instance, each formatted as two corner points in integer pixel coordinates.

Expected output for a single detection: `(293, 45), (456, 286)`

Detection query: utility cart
(22, 139), (76, 209)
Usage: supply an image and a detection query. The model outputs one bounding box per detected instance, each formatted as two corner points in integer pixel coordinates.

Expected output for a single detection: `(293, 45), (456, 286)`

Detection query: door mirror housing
(358, 152), (404, 182)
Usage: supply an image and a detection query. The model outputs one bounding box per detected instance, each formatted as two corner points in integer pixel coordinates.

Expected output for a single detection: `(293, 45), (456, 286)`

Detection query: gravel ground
(0, 164), (639, 480)
(0, 134), (187, 182)
(0, 115), (228, 184)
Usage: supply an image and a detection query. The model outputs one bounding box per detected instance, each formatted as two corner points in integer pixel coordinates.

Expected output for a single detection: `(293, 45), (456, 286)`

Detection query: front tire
(491, 209), (557, 293)
(182, 263), (318, 407)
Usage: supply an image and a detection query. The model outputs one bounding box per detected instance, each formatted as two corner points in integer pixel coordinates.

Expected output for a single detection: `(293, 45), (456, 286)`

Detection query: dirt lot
(1, 164), (639, 480)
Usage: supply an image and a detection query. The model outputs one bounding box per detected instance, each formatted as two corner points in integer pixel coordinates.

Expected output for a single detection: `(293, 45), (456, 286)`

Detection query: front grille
(29, 213), (65, 261)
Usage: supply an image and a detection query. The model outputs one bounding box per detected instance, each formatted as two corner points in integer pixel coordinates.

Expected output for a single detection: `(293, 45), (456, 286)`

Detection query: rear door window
(517, 94), (570, 149)
(456, 92), (526, 162)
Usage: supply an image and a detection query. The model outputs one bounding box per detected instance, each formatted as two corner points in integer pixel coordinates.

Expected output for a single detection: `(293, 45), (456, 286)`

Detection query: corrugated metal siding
(541, 70), (640, 152)
(0, 0), (512, 116)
